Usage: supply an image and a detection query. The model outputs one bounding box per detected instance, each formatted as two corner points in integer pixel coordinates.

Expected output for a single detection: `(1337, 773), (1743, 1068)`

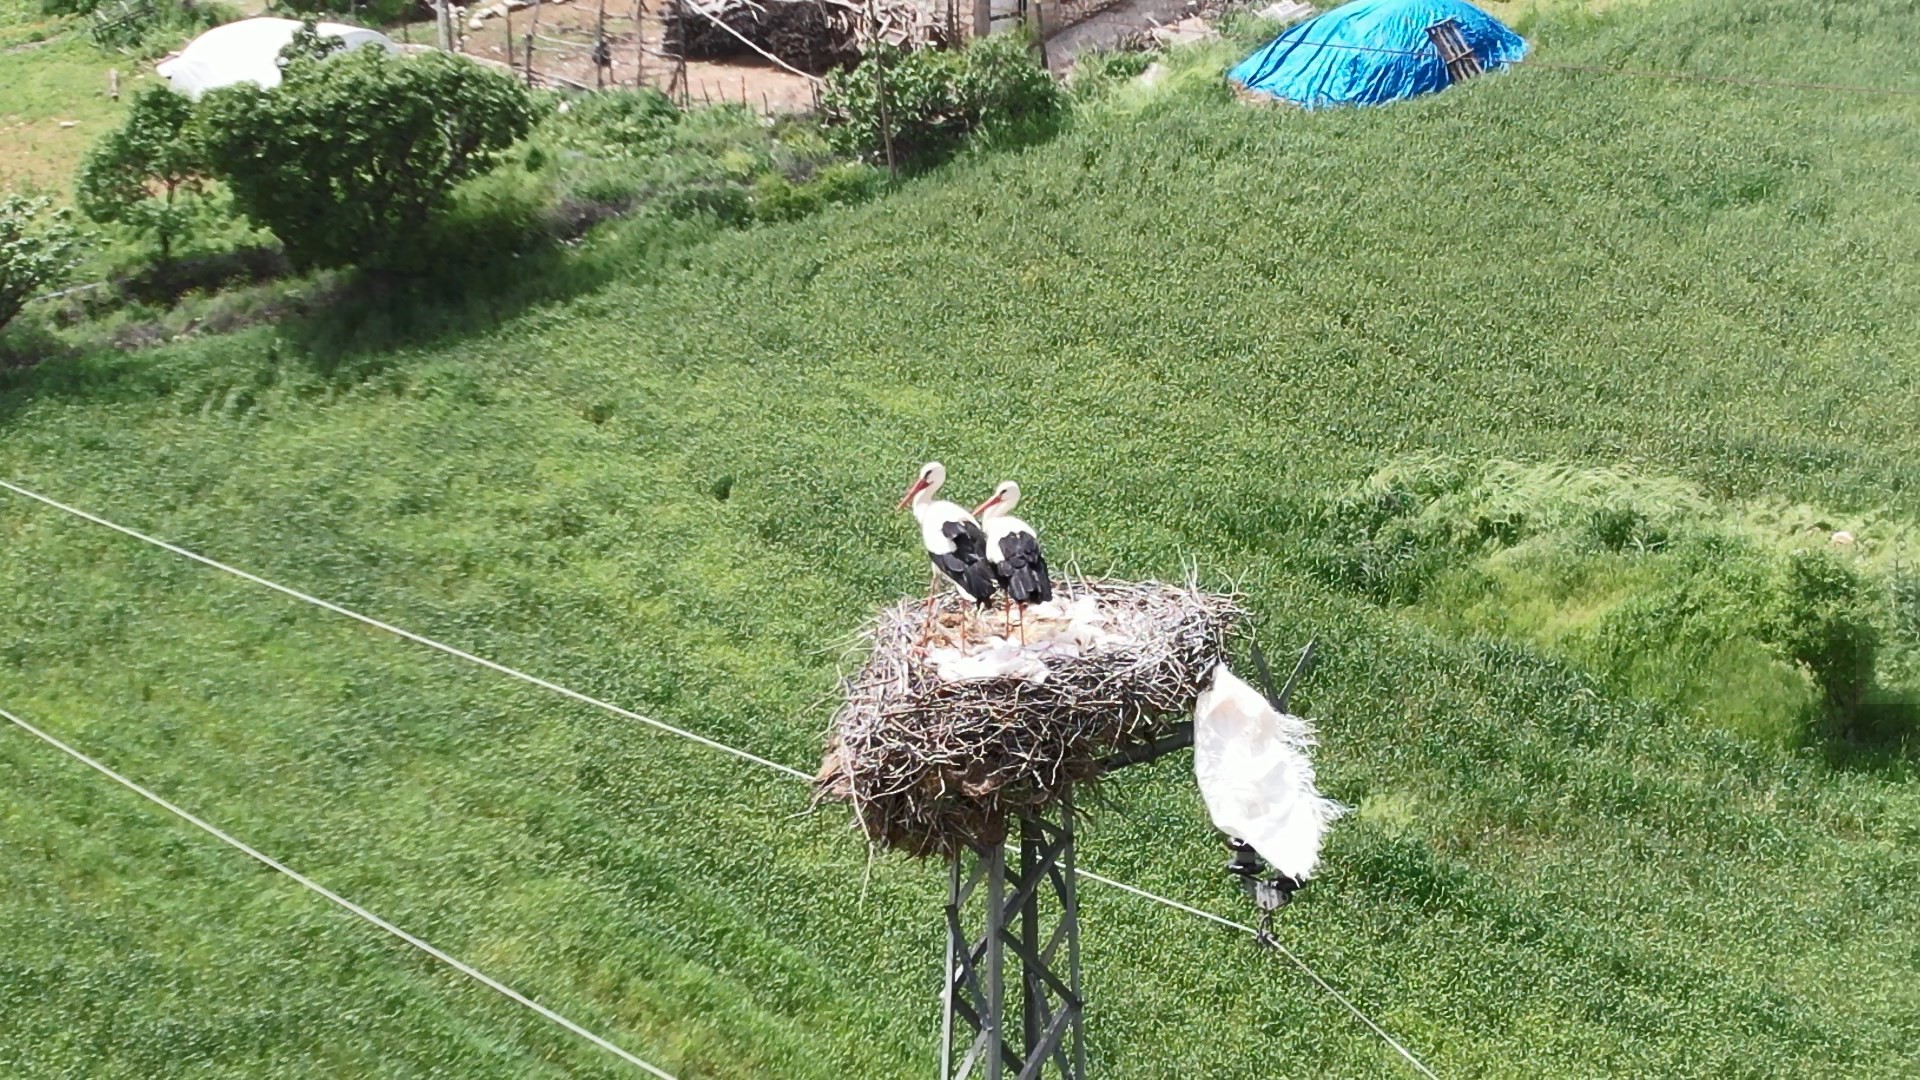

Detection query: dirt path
(1043, 0), (1199, 72)
(423, 0), (817, 113)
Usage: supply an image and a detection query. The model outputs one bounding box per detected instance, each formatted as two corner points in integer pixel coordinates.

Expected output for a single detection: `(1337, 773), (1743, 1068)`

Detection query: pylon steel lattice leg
(943, 793), (1085, 1080)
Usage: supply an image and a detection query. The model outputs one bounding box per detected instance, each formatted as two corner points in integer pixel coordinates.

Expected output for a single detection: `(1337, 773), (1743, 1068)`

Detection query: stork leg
(915, 568), (941, 652)
(1017, 602), (1027, 646)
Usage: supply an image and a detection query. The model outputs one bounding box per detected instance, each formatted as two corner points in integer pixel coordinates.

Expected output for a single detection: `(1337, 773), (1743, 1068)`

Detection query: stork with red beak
(974, 480), (1053, 641)
(899, 463), (998, 626)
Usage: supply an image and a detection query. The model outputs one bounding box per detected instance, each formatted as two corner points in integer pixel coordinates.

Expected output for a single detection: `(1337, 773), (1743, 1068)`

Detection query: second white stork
(973, 480), (1053, 640)
(898, 462), (998, 620)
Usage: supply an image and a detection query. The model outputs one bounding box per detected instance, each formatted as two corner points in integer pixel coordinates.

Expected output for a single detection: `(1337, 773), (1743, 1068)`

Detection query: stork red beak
(972, 494), (1001, 516)
(897, 479), (929, 509)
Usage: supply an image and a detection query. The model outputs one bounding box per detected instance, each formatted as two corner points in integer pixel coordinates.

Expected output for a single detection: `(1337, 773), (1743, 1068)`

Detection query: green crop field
(4, 0), (1919, 1076)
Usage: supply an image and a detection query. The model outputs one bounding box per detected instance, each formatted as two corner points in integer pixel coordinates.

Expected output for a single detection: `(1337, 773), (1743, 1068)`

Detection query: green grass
(4, 0), (1920, 1076)
(1298, 455), (1920, 746)
(0, 0), (237, 195)
(0, 26), (133, 194)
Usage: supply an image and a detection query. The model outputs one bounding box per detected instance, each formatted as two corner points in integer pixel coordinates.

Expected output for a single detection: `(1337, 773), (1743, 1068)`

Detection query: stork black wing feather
(994, 531), (1053, 604)
(942, 519), (986, 552)
(933, 520), (998, 603)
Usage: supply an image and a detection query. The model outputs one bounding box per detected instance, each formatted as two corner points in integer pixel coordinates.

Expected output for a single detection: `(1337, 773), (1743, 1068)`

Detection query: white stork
(898, 463), (998, 625)
(973, 480), (1053, 641)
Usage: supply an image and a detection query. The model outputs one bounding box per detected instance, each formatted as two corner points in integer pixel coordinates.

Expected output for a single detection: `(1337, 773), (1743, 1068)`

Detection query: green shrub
(277, 0), (425, 28)
(659, 177), (751, 225)
(749, 162), (882, 223)
(1891, 568), (1920, 657)
(76, 86), (211, 264)
(81, 0), (237, 56)
(199, 47), (534, 272)
(532, 97), (877, 230)
(278, 18), (347, 65)
(1306, 457), (1918, 746)
(546, 87), (681, 159)
(803, 161), (885, 206)
(1761, 550), (1881, 739)
(821, 44), (963, 164)
(0, 194), (83, 335)
(821, 33), (1064, 166)
(748, 173), (816, 222)
(1069, 48), (1153, 101)
(953, 31), (1065, 143)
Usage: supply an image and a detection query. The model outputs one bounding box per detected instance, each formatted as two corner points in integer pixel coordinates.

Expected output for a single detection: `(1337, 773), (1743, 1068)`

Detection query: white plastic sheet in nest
(1192, 664), (1344, 881)
(926, 596), (1125, 684)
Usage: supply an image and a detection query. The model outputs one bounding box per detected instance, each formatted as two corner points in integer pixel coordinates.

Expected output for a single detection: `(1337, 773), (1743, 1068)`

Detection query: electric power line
(0, 476), (1436, 1077)
(0, 703), (677, 1079)
(0, 480), (810, 782)
(1078, 868), (1439, 1080)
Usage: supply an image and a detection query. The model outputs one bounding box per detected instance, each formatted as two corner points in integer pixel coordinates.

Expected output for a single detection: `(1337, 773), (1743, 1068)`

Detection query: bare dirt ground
(437, 0), (1186, 111)
(418, 0), (820, 112)
(1042, 0), (1193, 71)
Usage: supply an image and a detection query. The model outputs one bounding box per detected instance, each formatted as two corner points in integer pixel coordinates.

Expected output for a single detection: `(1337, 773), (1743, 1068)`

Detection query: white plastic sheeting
(1192, 664), (1344, 881)
(925, 595), (1124, 684)
(156, 17), (396, 99)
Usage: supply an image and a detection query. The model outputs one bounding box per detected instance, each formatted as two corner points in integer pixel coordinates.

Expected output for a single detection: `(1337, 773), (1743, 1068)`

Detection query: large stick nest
(817, 578), (1244, 858)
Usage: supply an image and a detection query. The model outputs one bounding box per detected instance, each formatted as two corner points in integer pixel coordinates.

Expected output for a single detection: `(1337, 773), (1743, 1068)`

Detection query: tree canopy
(200, 48), (534, 271)
(76, 86), (208, 263)
(0, 194), (82, 334)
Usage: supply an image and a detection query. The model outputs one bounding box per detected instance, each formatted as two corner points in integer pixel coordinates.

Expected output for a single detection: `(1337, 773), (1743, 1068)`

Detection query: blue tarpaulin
(1229, 0), (1527, 109)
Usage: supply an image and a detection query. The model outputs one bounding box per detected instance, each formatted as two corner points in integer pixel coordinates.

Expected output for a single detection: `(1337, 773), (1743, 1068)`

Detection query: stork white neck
(909, 475), (942, 509)
(914, 496), (976, 554)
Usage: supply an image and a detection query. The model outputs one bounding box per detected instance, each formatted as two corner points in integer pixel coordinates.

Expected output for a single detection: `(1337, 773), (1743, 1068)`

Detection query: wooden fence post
(865, 0), (897, 181)
(595, 0), (608, 88)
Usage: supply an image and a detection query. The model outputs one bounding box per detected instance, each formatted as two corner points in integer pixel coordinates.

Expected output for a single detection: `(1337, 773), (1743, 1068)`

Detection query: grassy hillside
(0, 20), (130, 193)
(4, 0), (1919, 1076)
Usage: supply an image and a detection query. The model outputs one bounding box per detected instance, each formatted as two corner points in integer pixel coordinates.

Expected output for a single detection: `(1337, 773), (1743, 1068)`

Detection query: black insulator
(1224, 836), (1264, 877)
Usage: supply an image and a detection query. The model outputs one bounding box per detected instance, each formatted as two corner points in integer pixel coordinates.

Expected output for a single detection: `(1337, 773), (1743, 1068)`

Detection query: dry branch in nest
(817, 578), (1245, 858)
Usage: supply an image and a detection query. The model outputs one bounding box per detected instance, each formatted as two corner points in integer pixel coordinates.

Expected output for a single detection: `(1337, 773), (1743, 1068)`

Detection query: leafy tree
(278, 18), (345, 67)
(76, 0), (237, 58)
(0, 194), (83, 334)
(822, 44), (967, 165)
(76, 86), (209, 264)
(277, 0), (425, 28)
(199, 47), (534, 271)
(953, 31), (1066, 141)
(821, 34), (1063, 166)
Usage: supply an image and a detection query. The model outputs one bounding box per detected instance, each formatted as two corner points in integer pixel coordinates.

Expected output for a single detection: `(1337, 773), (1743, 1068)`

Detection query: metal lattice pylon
(942, 793), (1086, 1080)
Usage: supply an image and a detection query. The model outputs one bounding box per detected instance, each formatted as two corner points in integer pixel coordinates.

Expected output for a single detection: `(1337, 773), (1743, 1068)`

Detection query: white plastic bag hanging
(1192, 664), (1344, 881)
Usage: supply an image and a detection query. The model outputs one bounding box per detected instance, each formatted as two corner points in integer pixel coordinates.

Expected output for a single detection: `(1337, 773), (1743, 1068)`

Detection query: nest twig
(817, 578), (1245, 858)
